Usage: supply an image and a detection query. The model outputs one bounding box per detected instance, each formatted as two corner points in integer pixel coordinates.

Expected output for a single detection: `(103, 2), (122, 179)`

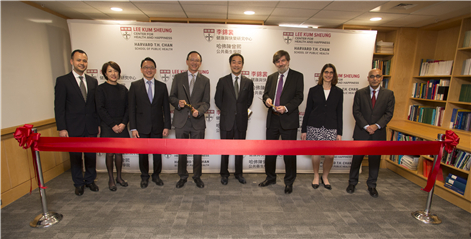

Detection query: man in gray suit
(214, 53), (254, 185)
(169, 51), (210, 188)
(346, 68), (395, 198)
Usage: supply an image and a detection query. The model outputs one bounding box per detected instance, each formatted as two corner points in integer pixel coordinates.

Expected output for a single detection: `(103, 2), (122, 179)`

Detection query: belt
(271, 111), (280, 116)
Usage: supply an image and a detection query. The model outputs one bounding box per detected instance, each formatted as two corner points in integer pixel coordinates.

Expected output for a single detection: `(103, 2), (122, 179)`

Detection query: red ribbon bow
(444, 130), (459, 153)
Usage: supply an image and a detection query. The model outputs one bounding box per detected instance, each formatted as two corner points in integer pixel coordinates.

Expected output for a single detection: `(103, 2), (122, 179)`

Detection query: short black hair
(140, 57), (156, 68)
(229, 53), (244, 64)
(101, 61), (121, 81)
(272, 50), (290, 64)
(186, 51), (202, 62)
(71, 49), (87, 59)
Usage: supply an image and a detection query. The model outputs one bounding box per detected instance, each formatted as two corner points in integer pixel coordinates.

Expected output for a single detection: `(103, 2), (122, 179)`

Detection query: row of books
(450, 108), (471, 131)
(444, 173), (467, 195)
(389, 131), (423, 163)
(408, 105), (445, 126)
(442, 148), (471, 171)
(382, 78), (389, 89)
(459, 84), (471, 103)
(399, 155), (420, 170)
(411, 79), (449, 100)
(463, 30), (471, 48)
(461, 58), (471, 75)
(372, 59), (391, 75)
(418, 59), (453, 76)
(376, 40), (393, 53)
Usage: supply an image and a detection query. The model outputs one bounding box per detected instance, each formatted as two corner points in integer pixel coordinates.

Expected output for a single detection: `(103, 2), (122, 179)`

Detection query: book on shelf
(372, 59), (391, 75)
(445, 183), (465, 195)
(400, 155), (420, 170)
(376, 40), (393, 53)
(450, 108), (471, 131)
(382, 78), (389, 89)
(390, 131), (423, 164)
(463, 30), (471, 48)
(459, 84), (471, 103)
(408, 105), (445, 126)
(441, 148), (471, 171)
(444, 173), (467, 195)
(418, 59), (453, 76)
(422, 159), (444, 181)
(462, 58), (471, 75)
(411, 79), (449, 100)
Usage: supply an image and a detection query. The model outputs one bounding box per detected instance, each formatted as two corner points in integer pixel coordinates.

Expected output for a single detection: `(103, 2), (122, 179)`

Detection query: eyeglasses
(324, 71), (334, 75)
(142, 66), (156, 70)
(188, 59), (201, 63)
(369, 75), (382, 79)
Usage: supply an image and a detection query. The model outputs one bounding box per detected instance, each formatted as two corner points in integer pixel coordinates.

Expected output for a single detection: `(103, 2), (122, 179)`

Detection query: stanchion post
(411, 133), (444, 224)
(29, 128), (63, 228)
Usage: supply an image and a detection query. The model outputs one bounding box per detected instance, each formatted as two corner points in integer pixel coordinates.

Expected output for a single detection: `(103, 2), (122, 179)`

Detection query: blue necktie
(147, 80), (153, 103)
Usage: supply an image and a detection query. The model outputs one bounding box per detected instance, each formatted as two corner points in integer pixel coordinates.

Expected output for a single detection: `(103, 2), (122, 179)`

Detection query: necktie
(274, 74), (284, 106)
(79, 76), (87, 101)
(189, 74), (195, 96)
(147, 80), (153, 103)
(234, 76), (239, 100)
(372, 90), (376, 108)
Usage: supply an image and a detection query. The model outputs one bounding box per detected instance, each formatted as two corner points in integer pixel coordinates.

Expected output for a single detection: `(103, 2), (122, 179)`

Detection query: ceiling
(30, 1), (471, 28)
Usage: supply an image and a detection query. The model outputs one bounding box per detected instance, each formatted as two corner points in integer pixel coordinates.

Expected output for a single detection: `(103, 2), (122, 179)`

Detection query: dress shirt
(274, 69), (289, 112)
(232, 73), (240, 85)
(144, 78), (155, 98)
(72, 70), (88, 93)
(188, 71), (198, 85)
(363, 85), (381, 130)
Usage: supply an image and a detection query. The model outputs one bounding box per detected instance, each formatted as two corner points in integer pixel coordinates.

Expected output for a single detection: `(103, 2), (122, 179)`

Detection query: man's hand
(336, 135), (342, 141)
(179, 100), (186, 108)
(366, 124), (378, 134)
(162, 128), (169, 137)
(118, 123), (126, 133)
(98, 126), (101, 135)
(301, 133), (307, 140)
(112, 125), (120, 134)
(192, 108), (199, 118)
(265, 98), (273, 107)
(132, 130), (140, 138)
(275, 106), (286, 114)
(59, 130), (69, 137)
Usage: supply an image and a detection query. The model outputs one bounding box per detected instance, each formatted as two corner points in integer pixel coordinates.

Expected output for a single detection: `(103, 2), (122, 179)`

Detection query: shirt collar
(369, 85), (380, 92)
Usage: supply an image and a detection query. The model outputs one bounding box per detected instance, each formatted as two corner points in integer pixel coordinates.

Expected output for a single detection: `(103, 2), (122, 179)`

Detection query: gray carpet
(1, 168), (470, 238)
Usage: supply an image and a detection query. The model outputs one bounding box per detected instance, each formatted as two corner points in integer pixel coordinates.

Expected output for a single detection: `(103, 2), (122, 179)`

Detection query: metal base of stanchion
(411, 210), (441, 224)
(30, 211), (63, 228)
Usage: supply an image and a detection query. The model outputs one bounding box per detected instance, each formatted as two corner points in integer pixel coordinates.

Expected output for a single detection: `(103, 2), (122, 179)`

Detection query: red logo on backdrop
(86, 69), (99, 78)
(205, 109), (215, 122)
(120, 27), (132, 40)
(203, 29), (215, 42)
(283, 32), (294, 44)
(159, 69), (171, 82)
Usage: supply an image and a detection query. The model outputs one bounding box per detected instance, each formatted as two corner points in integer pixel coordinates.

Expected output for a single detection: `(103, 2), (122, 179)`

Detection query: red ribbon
(13, 124), (46, 192)
(422, 130), (460, 192)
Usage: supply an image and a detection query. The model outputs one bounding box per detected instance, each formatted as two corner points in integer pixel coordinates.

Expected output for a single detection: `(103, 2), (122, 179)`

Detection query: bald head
(367, 68), (383, 89)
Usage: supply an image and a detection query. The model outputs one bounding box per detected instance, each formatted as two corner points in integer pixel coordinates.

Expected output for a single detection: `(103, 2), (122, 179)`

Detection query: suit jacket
(263, 68), (304, 130)
(301, 84), (343, 135)
(128, 78), (171, 135)
(352, 86), (395, 140)
(169, 71), (210, 130)
(54, 72), (99, 136)
(214, 74), (254, 132)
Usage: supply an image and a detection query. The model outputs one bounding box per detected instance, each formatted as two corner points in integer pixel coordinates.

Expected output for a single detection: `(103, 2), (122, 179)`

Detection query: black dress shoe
(152, 177), (164, 186)
(368, 187), (379, 198)
(116, 178), (128, 187)
(284, 185), (293, 194)
(258, 180), (276, 187)
(311, 184), (319, 189)
(109, 185), (117, 191)
(194, 178), (205, 188)
(85, 182), (99, 192)
(221, 177), (228, 185)
(235, 176), (246, 184)
(320, 177), (332, 190)
(140, 179), (149, 189)
(346, 184), (355, 194)
(75, 186), (84, 196)
(176, 179), (187, 188)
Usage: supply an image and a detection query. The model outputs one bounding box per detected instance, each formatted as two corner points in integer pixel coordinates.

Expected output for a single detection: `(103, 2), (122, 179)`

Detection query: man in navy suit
(54, 49), (100, 196)
(259, 50), (304, 194)
(346, 68), (395, 198)
(214, 53), (254, 185)
(128, 57), (171, 189)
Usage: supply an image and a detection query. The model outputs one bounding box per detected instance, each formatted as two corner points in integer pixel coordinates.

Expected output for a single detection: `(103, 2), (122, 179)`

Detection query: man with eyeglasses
(346, 68), (395, 198)
(169, 51), (210, 189)
(129, 57), (171, 189)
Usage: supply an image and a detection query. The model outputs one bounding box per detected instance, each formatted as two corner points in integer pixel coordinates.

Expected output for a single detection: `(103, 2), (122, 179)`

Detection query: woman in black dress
(96, 61), (130, 191)
(301, 63), (343, 190)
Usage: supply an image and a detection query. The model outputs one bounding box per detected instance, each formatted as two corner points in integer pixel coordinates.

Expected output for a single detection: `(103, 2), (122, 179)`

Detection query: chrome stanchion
(411, 133), (444, 224)
(30, 128), (63, 228)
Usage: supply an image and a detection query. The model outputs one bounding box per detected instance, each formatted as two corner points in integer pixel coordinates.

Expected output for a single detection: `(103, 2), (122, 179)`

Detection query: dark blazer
(352, 86), (395, 140)
(214, 74), (254, 132)
(263, 68), (304, 130)
(54, 72), (99, 136)
(128, 78), (171, 135)
(301, 84), (343, 135)
(169, 71), (210, 130)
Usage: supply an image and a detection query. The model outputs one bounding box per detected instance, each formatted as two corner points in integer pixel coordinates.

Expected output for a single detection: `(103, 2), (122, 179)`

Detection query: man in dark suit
(347, 68), (395, 198)
(169, 51), (210, 189)
(214, 53), (254, 185)
(129, 57), (171, 189)
(259, 50), (304, 194)
(54, 49), (100, 196)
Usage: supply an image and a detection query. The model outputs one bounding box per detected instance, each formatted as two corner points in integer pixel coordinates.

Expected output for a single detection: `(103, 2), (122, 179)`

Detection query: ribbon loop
(14, 124), (40, 150)
(444, 130), (459, 153)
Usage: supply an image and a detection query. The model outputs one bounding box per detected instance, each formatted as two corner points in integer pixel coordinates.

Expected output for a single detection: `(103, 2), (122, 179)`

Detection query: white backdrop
(68, 20), (375, 174)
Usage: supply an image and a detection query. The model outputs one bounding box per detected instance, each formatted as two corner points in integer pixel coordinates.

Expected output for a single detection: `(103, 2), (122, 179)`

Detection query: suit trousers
(265, 114), (297, 185)
(349, 136), (381, 188)
(176, 119), (205, 180)
(138, 131), (163, 181)
(220, 122), (246, 177)
(69, 132), (97, 187)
